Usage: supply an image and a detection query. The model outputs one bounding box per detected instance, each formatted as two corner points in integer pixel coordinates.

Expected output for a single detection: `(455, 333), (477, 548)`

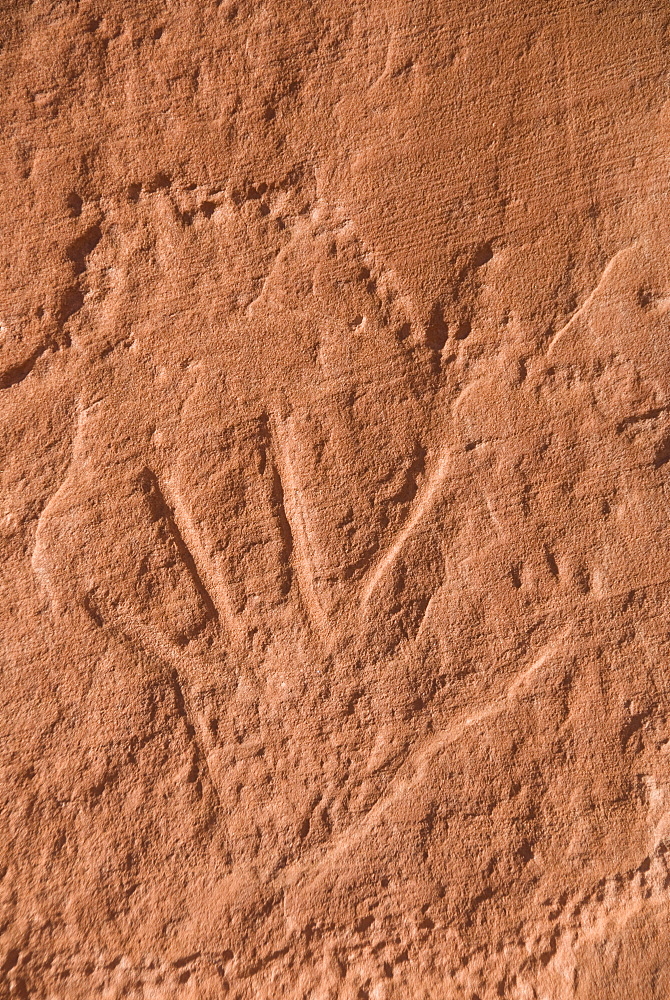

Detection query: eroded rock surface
(2, 2), (670, 997)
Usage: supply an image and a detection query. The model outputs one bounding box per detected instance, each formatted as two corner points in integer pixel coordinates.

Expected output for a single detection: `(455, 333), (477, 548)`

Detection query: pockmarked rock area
(2, 2), (670, 997)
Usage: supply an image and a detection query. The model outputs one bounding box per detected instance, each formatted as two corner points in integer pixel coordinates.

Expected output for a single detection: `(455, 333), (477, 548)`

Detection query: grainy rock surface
(2, 2), (670, 997)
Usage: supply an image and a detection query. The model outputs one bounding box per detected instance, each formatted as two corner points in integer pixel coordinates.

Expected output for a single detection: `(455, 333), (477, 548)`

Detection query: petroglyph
(5, 5), (670, 999)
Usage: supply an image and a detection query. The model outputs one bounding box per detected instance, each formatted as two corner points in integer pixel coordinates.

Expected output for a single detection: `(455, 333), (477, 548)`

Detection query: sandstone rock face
(2, 2), (670, 997)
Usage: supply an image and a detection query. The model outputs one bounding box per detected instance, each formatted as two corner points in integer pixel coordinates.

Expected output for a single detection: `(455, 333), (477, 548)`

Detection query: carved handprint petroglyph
(29, 169), (670, 932)
(27, 179), (499, 884)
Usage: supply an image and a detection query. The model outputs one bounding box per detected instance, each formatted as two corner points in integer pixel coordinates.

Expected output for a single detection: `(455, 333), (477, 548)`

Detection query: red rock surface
(2, 2), (670, 997)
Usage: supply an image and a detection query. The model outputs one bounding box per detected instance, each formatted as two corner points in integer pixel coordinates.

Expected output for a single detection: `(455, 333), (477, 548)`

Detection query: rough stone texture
(2, 2), (670, 997)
